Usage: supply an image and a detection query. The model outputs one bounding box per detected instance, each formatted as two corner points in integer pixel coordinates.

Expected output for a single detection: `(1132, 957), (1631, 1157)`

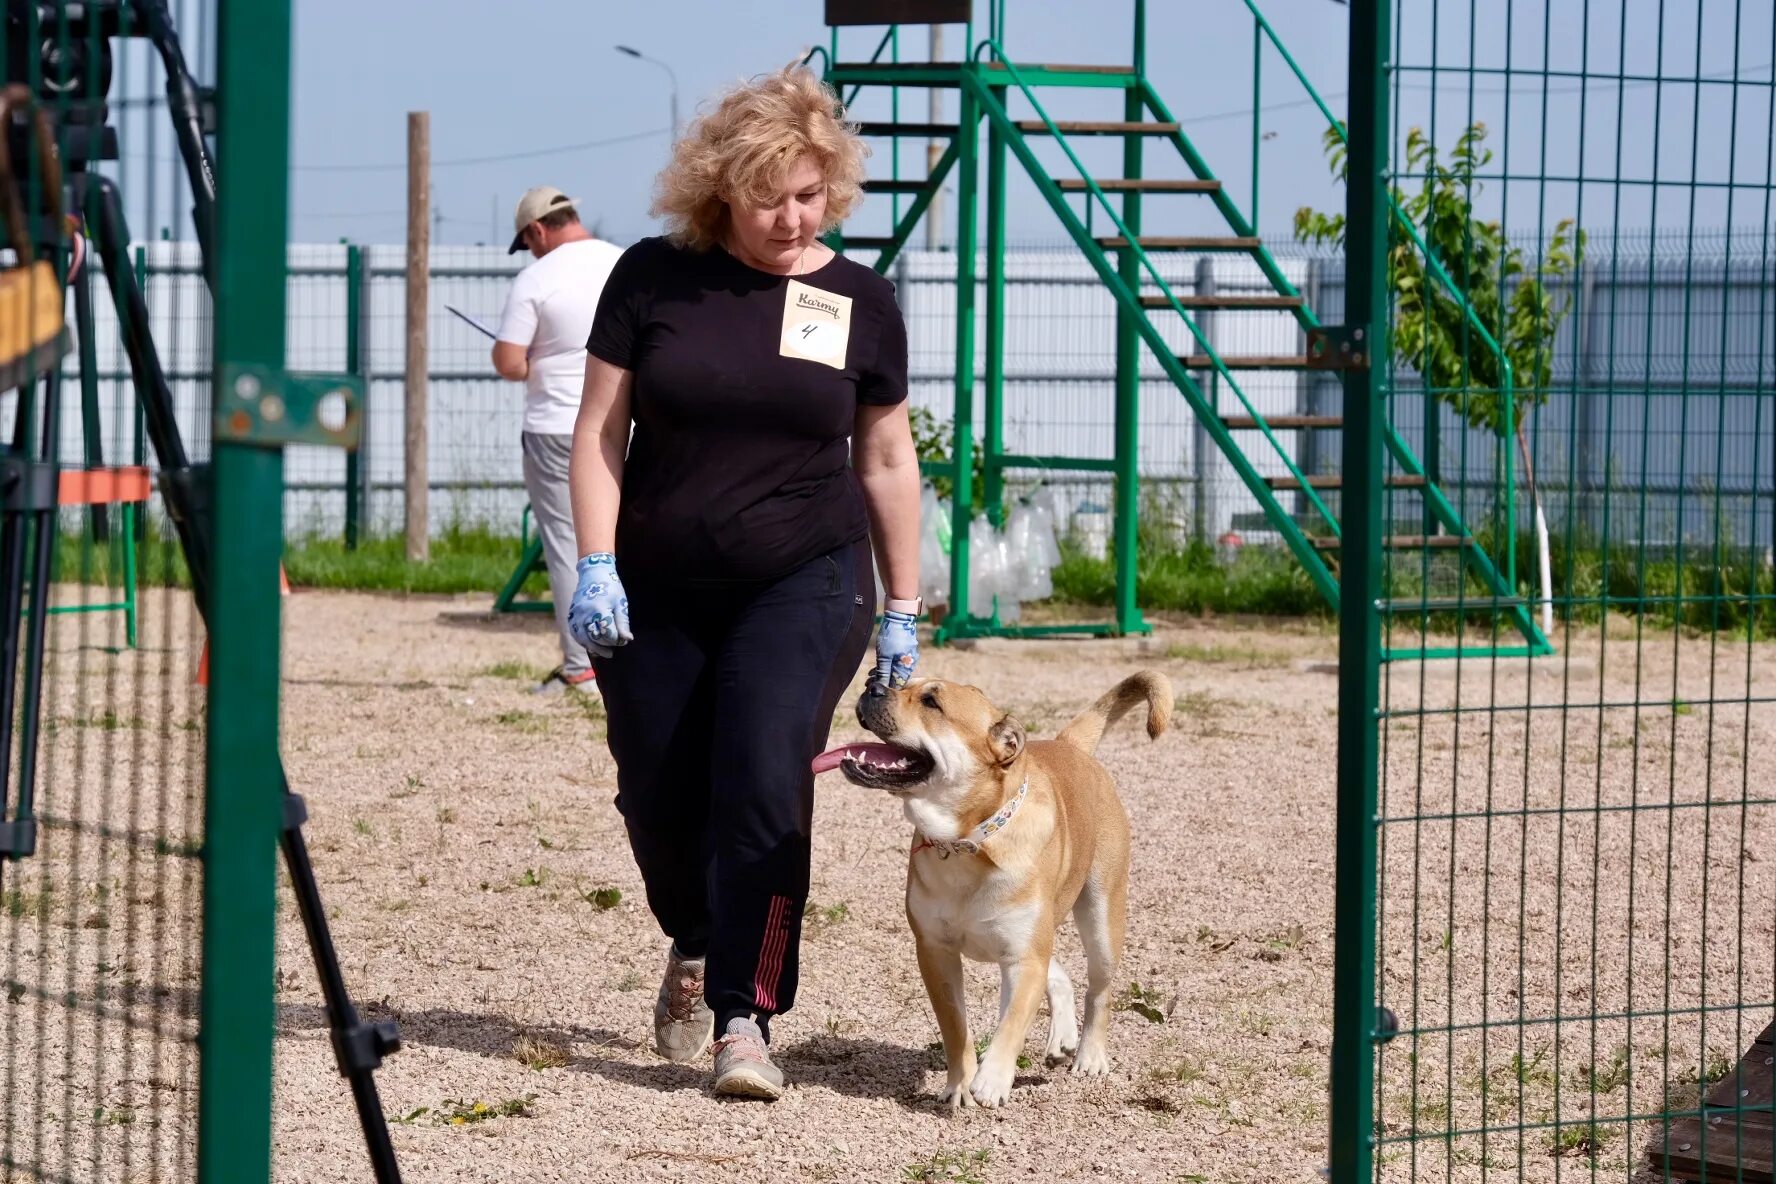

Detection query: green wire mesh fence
(1335, 0), (1774, 1179)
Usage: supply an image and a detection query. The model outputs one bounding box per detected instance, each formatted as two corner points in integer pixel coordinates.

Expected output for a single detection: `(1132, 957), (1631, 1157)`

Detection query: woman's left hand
(872, 610), (919, 689)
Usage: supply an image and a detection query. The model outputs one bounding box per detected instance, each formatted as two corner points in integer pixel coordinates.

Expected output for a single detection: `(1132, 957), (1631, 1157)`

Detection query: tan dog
(812, 671), (1173, 1108)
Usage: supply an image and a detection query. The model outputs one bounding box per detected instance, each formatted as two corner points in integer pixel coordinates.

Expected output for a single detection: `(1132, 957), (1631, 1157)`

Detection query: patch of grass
(579, 885), (622, 910)
(478, 660), (538, 681)
(1549, 1121), (1610, 1159)
(615, 969), (645, 992)
(1148, 1056), (1205, 1086)
(1677, 1049), (1735, 1087)
(281, 526), (550, 597)
(516, 867), (549, 889)
(809, 901), (850, 928)
(3, 888), (52, 921)
(1511, 1044), (1555, 1088)
(98, 1106), (135, 1126)
(436, 1095), (535, 1126)
(1574, 1044), (1631, 1093)
(494, 710), (548, 734)
(390, 774), (424, 800)
(512, 1033), (570, 1071)
(351, 818), (372, 838)
(1165, 640), (1289, 667)
(1051, 539), (1326, 618)
(903, 1148), (990, 1184)
(1673, 699), (1695, 716)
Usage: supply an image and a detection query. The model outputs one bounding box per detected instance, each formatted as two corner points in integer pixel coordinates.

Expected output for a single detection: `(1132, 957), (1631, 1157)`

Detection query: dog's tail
(1055, 670), (1174, 757)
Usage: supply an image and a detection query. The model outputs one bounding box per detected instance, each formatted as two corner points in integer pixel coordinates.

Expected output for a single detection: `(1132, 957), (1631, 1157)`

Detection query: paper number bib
(779, 279), (853, 370)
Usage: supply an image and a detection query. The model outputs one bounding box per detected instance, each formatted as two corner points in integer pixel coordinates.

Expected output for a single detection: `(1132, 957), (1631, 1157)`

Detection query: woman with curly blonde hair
(566, 64), (921, 1100)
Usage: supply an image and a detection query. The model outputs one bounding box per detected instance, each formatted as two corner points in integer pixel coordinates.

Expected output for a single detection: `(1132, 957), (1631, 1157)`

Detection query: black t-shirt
(587, 236), (909, 583)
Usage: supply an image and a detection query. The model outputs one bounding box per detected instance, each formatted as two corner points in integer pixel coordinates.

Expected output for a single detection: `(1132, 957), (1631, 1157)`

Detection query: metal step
(1140, 293), (1305, 310)
(855, 121), (959, 137)
(1312, 535), (1477, 551)
(1017, 120), (1182, 135)
(1097, 235), (1258, 250)
(862, 179), (933, 194)
(1182, 354), (1312, 370)
(1221, 415), (1343, 430)
(1062, 178), (1221, 193)
(1264, 473), (1428, 491)
(981, 62), (1136, 75)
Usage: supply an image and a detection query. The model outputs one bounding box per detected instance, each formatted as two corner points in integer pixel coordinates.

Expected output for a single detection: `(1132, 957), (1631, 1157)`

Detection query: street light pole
(615, 44), (681, 141)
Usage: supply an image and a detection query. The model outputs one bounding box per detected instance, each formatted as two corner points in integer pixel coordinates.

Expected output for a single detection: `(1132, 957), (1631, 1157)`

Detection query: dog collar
(913, 777), (1028, 859)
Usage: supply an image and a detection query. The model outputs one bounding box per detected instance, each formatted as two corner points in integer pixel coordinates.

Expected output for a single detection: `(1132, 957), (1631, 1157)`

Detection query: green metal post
(1112, 5), (1146, 637)
(982, 86), (1007, 529)
(133, 246), (148, 473)
(344, 243), (363, 550)
(122, 501), (137, 648)
(1251, 17), (1261, 226)
(200, 0), (291, 1179)
(946, 76), (980, 634)
(1329, 0), (1388, 1178)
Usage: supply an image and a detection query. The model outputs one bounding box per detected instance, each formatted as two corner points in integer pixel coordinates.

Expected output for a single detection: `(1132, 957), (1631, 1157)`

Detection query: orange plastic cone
(196, 564), (290, 686)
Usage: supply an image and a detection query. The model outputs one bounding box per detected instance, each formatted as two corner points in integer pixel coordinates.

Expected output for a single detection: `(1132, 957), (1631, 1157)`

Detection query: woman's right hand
(567, 553), (633, 658)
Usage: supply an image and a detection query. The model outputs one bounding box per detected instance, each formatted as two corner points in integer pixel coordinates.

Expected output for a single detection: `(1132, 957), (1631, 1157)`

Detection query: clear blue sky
(269, 0), (1769, 248)
(286, 0), (1358, 247)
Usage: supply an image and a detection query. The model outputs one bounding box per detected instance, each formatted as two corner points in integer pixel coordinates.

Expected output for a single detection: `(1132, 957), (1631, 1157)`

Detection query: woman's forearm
(858, 457), (921, 603)
(570, 360), (632, 558)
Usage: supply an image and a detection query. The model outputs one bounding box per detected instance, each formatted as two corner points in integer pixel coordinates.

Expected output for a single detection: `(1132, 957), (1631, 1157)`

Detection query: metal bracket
(0, 455), (60, 512)
(0, 818), (38, 859)
(1306, 324), (1371, 371)
(216, 364), (363, 450)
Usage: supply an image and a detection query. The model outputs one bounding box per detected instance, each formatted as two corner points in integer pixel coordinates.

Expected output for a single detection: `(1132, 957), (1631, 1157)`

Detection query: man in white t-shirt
(493, 186), (625, 694)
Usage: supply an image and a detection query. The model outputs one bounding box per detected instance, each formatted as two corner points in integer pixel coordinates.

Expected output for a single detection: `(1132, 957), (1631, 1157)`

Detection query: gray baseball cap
(508, 186), (579, 253)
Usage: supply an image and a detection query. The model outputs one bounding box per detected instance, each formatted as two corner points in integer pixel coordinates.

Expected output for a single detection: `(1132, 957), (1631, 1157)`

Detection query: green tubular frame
(201, 0), (293, 1178)
(492, 504), (551, 614)
(38, 502), (139, 648)
(824, 7), (1547, 658)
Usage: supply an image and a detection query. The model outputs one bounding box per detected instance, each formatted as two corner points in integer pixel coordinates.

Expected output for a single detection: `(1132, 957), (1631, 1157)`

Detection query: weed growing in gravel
(1574, 1044), (1631, 1093)
(3, 888), (52, 921)
(513, 1033), (570, 1070)
(1114, 982), (1167, 1024)
(436, 1096), (535, 1125)
(579, 884), (621, 910)
(495, 710), (548, 734)
(903, 1148), (989, 1184)
(352, 818), (372, 837)
(391, 775), (424, 800)
(1676, 1049), (1734, 1086)
(479, 660), (538, 681)
(516, 867), (549, 889)
(435, 806), (456, 824)
(1549, 1121), (1610, 1159)
(1164, 641), (1289, 668)
(615, 970), (644, 991)
(1149, 1056), (1205, 1086)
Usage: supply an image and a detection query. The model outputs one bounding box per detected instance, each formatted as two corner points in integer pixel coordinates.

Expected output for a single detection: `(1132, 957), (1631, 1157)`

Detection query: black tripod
(1, 3), (404, 1179)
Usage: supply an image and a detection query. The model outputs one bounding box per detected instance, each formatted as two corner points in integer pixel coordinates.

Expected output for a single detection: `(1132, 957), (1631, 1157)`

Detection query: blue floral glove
(872, 609), (919, 690)
(567, 553), (632, 659)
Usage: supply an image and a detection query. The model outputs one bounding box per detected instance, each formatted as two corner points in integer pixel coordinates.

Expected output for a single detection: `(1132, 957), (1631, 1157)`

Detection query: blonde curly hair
(651, 64), (868, 252)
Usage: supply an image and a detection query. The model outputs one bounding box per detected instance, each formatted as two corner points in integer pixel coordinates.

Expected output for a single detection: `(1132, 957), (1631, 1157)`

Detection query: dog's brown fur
(850, 671), (1173, 1108)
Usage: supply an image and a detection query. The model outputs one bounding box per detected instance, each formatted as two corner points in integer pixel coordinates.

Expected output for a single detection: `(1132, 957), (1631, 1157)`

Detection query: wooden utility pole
(404, 111), (430, 562)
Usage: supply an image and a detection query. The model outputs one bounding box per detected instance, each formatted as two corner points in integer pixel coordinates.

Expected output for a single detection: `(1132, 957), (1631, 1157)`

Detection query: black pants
(593, 540), (874, 1042)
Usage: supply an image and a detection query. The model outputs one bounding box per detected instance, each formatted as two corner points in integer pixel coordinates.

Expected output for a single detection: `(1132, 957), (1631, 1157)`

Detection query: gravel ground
(3, 587), (1770, 1184)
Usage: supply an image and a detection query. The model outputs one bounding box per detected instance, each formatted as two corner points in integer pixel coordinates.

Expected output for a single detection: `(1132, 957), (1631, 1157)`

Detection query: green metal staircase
(817, 4), (1552, 661)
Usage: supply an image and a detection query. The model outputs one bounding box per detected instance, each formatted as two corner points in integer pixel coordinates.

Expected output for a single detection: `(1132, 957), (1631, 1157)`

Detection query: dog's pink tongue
(811, 742), (907, 775)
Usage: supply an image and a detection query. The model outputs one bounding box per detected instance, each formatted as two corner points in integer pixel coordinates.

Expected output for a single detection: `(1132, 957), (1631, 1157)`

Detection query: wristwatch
(884, 596), (924, 616)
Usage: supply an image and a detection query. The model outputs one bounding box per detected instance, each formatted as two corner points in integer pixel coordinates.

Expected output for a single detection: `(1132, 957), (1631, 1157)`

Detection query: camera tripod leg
(74, 171), (405, 1184)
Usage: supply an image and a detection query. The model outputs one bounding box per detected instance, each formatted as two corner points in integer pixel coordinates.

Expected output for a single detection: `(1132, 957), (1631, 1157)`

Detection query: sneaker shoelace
(712, 1029), (770, 1064)
(665, 967), (703, 1023)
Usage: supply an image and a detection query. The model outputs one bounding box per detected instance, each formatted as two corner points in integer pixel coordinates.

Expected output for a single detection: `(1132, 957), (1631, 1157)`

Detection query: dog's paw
(1044, 1021), (1079, 1066)
(1071, 1041), (1111, 1076)
(938, 1076), (976, 1111)
(968, 1061), (1016, 1108)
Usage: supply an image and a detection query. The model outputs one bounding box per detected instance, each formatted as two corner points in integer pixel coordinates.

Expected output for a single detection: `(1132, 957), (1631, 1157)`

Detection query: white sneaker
(712, 1017), (784, 1101)
(652, 946), (714, 1062)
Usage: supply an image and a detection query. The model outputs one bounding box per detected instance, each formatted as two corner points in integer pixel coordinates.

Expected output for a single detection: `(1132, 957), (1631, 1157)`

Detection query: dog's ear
(988, 715), (1026, 766)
